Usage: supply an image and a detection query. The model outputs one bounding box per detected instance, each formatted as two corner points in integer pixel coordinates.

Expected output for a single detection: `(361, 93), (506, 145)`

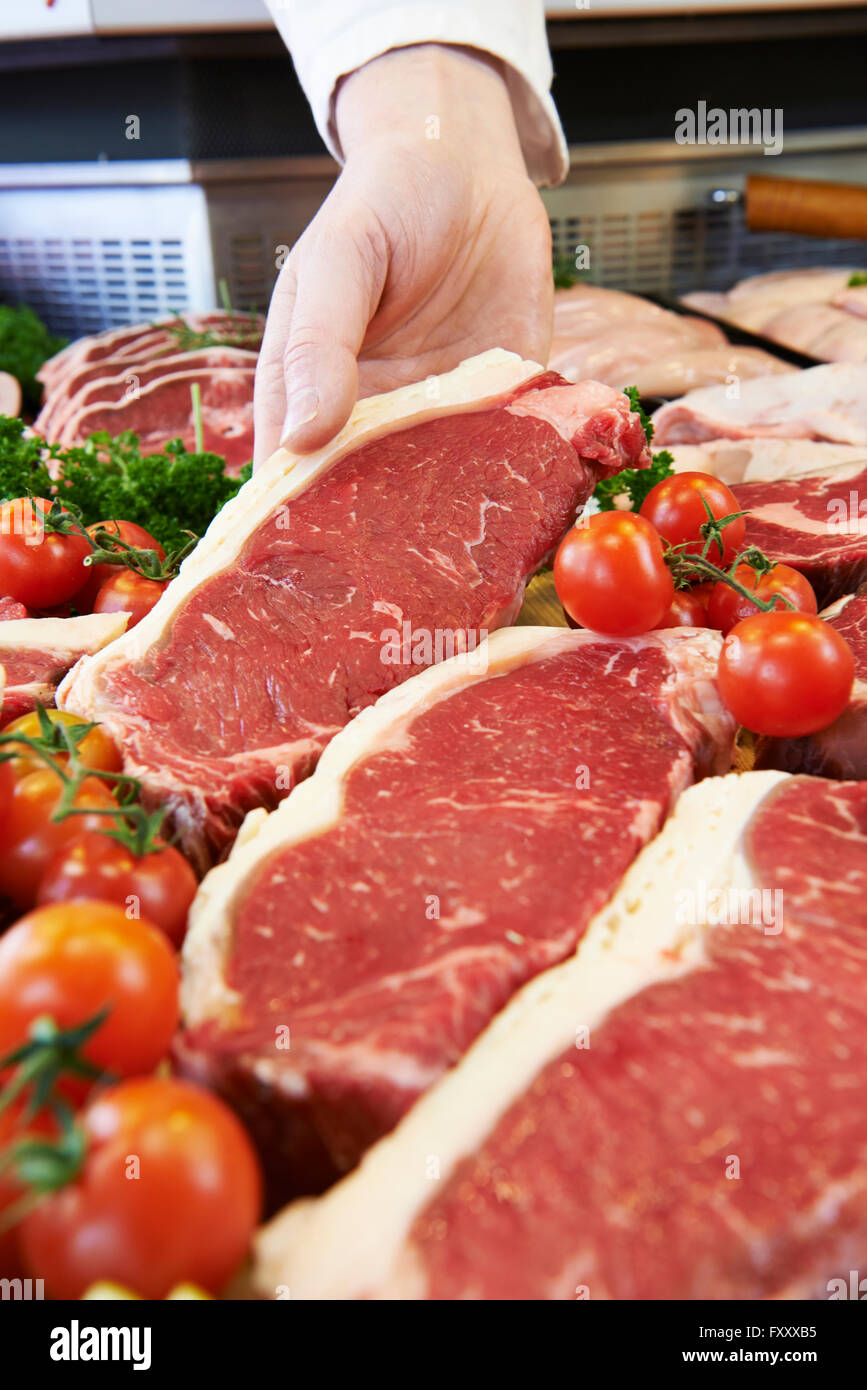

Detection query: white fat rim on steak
(0, 611), (128, 656)
(251, 767), (789, 1300)
(668, 438), (867, 485)
(179, 623), (725, 1028)
(821, 593), (856, 622)
(56, 349), (545, 719)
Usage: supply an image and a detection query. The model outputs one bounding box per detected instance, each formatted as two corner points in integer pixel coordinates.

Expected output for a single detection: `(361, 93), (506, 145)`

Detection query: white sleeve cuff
(266, 1), (569, 188)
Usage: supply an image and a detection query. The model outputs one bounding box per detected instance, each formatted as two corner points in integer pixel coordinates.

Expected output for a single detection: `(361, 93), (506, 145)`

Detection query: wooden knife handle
(745, 174), (867, 240)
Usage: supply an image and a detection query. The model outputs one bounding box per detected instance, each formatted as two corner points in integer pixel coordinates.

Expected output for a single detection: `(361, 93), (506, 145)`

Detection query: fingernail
(281, 387), (319, 443)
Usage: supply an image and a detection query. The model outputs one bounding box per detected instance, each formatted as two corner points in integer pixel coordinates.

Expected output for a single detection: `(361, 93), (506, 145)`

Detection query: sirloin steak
(759, 589), (867, 778)
(179, 624), (734, 1198)
(0, 613), (127, 722)
(255, 770), (867, 1300)
(59, 351), (650, 868)
(734, 459), (867, 604)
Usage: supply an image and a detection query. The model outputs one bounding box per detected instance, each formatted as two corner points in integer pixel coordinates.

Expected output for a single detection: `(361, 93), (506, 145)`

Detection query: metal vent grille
(3, 140), (865, 336)
(0, 182), (216, 338)
(548, 200), (865, 296)
(0, 236), (193, 338)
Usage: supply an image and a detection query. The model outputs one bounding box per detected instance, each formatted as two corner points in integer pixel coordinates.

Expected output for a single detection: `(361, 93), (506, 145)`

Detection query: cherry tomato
(0, 708), (122, 776)
(20, 1077), (262, 1299)
(654, 590), (709, 629)
(77, 521), (165, 611)
(0, 1100), (56, 1276)
(689, 582), (715, 613)
(0, 768), (118, 908)
(554, 512), (674, 636)
(38, 832), (197, 949)
(706, 563), (818, 635)
(0, 498), (90, 608)
(93, 570), (166, 630)
(0, 901), (178, 1078)
(718, 611), (855, 737)
(639, 472), (746, 565)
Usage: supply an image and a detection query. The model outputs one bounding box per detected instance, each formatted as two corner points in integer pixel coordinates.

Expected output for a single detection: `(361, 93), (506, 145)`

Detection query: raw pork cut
(0, 612), (127, 722)
(668, 437), (867, 485)
(759, 590), (867, 779)
(734, 459), (867, 604)
(59, 351), (651, 868)
(53, 369), (255, 474)
(652, 363), (867, 447)
(179, 624), (734, 1197)
(255, 770), (867, 1300)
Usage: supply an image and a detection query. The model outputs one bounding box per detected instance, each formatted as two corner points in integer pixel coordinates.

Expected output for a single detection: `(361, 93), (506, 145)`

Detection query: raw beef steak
(38, 347), (257, 443)
(179, 624), (734, 1198)
(759, 590), (867, 778)
(0, 613), (127, 722)
(59, 351), (650, 868)
(255, 771), (867, 1300)
(55, 368), (255, 474)
(652, 363), (867, 447)
(734, 459), (867, 604)
(37, 313), (263, 394)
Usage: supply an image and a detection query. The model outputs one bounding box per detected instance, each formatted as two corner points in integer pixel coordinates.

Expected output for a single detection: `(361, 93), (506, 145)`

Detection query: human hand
(253, 44), (553, 465)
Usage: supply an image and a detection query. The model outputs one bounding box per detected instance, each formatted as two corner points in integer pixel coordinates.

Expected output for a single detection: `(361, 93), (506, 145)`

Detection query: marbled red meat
(735, 462), (867, 605)
(61, 365), (651, 867)
(400, 777), (867, 1299)
(179, 626), (732, 1197)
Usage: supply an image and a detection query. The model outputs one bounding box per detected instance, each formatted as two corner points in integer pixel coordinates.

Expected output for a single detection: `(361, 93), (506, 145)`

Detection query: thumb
(279, 224), (387, 455)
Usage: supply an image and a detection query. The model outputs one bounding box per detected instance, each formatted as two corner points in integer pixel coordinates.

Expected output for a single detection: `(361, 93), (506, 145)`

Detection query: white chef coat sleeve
(265, 1), (568, 187)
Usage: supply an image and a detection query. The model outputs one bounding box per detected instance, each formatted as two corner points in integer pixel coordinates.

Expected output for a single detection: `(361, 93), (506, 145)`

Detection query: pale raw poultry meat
(683, 267), (867, 363)
(652, 362), (867, 447)
(549, 284), (789, 396)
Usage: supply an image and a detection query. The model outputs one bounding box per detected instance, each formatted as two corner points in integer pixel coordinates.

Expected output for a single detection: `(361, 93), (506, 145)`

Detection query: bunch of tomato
(0, 497), (169, 627)
(0, 708), (196, 943)
(554, 471), (855, 739)
(0, 713), (263, 1299)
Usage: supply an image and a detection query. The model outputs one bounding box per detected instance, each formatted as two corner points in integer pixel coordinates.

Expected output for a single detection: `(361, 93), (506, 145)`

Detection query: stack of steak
(35, 312), (263, 475)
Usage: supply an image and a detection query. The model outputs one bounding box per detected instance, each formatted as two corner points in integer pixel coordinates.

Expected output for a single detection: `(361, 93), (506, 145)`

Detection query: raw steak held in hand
(179, 624), (734, 1198)
(59, 351), (650, 868)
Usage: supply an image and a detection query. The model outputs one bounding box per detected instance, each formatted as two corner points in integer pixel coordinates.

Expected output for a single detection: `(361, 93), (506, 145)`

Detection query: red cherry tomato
(0, 498), (90, 608)
(654, 590), (709, 629)
(689, 582), (715, 614)
(77, 520), (165, 610)
(0, 769), (119, 909)
(93, 570), (167, 629)
(718, 611), (855, 737)
(706, 563), (818, 635)
(38, 831), (197, 949)
(20, 1077), (262, 1299)
(0, 1100), (56, 1276)
(639, 471), (746, 565)
(0, 901), (179, 1079)
(554, 512), (675, 636)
